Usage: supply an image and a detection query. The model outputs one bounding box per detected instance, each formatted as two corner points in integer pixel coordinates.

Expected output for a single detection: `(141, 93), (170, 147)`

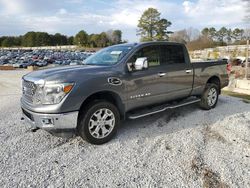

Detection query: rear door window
(160, 45), (185, 65)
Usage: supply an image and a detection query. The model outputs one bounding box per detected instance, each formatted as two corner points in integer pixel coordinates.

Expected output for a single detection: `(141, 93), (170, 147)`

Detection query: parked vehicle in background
(0, 49), (95, 69)
(69, 60), (80, 66)
(36, 61), (48, 67)
(231, 58), (242, 66)
(12, 62), (23, 68)
(242, 58), (250, 67)
(21, 42), (229, 144)
(22, 61), (34, 68)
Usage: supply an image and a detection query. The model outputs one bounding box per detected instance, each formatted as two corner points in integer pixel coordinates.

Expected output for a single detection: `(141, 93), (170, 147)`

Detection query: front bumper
(21, 107), (78, 129)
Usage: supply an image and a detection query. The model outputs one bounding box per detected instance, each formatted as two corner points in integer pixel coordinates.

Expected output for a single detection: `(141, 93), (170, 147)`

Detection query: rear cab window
(160, 45), (185, 65)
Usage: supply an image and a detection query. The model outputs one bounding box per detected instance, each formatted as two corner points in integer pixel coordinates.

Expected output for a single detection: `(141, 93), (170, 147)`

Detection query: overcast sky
(0, 0), (248, 42)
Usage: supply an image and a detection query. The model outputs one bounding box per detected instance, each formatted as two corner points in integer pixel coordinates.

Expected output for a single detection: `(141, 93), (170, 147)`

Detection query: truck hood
(23, 65), (110, 83)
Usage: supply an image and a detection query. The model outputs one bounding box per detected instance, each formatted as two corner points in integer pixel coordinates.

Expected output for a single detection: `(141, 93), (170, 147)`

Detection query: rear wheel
(199, 83), (219, 110)
(77, 101), (120, 144)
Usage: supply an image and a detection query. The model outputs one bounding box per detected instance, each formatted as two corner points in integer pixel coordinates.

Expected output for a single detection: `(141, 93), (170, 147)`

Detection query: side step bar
(128, 98), (201, 119)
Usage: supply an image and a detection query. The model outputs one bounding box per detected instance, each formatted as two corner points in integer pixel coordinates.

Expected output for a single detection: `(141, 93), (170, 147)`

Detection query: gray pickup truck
(21, 42), (229, 144)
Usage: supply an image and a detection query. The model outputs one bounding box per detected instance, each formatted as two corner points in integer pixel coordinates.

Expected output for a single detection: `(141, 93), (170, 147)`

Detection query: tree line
(169, 27), (248, 50)
(137, 8), (248, 51)
(1, 7), (248, 50)
(178, 27), (247, 51)
(0, 29), (123, 48)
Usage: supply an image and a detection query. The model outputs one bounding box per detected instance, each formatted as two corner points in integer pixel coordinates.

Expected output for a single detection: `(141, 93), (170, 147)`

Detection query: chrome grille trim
(22, 79), (36, 103)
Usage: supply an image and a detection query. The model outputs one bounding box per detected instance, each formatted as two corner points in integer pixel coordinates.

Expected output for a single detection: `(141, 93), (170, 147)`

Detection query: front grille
(22, 79), (36, 103)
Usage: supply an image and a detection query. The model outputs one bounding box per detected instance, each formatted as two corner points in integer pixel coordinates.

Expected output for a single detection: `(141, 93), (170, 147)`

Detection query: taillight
(226, 64), (232, 74)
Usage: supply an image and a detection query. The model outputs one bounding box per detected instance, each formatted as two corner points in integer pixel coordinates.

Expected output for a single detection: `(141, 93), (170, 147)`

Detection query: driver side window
(127, 45), (160, 70)
(143, 46), (160, 67)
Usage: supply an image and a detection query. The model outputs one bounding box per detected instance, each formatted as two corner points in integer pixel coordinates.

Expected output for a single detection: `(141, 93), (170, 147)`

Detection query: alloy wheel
(88, 108), (115, 139)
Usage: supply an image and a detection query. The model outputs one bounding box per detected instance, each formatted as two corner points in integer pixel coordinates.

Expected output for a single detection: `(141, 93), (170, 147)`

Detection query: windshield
(83, 45), (133, 65)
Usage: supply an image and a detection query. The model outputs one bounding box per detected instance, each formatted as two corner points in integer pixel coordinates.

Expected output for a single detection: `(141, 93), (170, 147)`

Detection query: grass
(221, 90), (250, 101)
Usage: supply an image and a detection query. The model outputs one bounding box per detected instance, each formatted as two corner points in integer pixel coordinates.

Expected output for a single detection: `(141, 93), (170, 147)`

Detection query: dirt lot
(0, 70), (249, 188)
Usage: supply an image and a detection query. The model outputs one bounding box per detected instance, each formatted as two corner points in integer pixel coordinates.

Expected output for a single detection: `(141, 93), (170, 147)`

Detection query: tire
(77, 100), (120, 145)
(199, 83), (219, 110)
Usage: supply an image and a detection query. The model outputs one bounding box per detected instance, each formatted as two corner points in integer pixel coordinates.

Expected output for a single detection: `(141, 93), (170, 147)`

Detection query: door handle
(158, 72), (166, 77)
(185, 69), (192, 73)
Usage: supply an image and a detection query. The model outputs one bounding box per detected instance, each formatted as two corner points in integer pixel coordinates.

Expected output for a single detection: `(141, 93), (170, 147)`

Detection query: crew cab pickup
(21, 42), (229, 144)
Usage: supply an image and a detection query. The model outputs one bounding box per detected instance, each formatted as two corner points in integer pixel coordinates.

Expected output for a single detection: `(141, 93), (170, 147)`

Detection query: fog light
(42, 118), (54, 125)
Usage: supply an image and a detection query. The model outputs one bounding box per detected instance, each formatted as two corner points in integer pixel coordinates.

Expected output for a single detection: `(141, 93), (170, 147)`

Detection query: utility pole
(245, 39), (249, 80)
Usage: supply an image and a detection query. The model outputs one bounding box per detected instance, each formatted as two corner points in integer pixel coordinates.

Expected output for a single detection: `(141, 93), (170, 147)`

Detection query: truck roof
(115, 41), (184, 48)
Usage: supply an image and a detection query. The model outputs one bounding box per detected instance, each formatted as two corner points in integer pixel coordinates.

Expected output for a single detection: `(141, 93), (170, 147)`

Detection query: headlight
(33, 83), (74, 105)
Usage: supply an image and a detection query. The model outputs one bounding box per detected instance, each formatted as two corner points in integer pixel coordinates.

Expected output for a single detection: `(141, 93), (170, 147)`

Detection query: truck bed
(191, 60), (228, 96)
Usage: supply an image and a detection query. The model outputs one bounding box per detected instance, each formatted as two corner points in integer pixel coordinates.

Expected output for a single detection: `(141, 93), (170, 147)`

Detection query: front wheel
(199, 83), (219, 110)
(77, 101), (120, 145)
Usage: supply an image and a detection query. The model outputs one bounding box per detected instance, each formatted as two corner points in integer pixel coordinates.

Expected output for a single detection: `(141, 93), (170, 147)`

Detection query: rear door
(160, 44), (193, 100)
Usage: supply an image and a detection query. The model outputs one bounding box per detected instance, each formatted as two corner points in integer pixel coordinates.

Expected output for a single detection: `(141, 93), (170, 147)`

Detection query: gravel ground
(0, 70), (250, 188)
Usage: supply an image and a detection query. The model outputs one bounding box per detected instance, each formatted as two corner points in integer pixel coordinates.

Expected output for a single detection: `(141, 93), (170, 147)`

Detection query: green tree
(98, 32), (109, 47)
(88, 34), (97, 47)
(217, 27), (228, 44)
(15, 36), (22, 46)
(226, 28), (233, 44)
(52, 33), (68, 45)
(208, 27), (217, 40)
(112, 30), (122, 44)
(201, 27), (216, 40)
(201, 27), (209, 36)
(0, 29), (124, 47)
(74, 30), (88, 46)
(1, 36), (23, 47)
(106, 29), (122, 45)
(35, 32), (51, 46)
(232, 28), (244, 41)
(0, 37), (6, 46)
(67, 36), (74, 45)
(137, 8), (171, 41)
(22, 32), (37, 47)
(155, 18), (172, 40)
(1, 37), (15, 47)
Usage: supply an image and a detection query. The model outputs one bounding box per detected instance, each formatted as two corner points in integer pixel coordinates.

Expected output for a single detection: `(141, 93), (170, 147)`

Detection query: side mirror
(134, 57), (148, 71)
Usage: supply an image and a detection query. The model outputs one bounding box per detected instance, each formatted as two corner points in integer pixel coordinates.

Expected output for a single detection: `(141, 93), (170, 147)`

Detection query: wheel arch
(77, 90), (125, 122)
(206, 75), (221, 94)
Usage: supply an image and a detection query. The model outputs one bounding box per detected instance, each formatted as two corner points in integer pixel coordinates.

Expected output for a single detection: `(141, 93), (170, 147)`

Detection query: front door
(125, 45), (170, 110)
